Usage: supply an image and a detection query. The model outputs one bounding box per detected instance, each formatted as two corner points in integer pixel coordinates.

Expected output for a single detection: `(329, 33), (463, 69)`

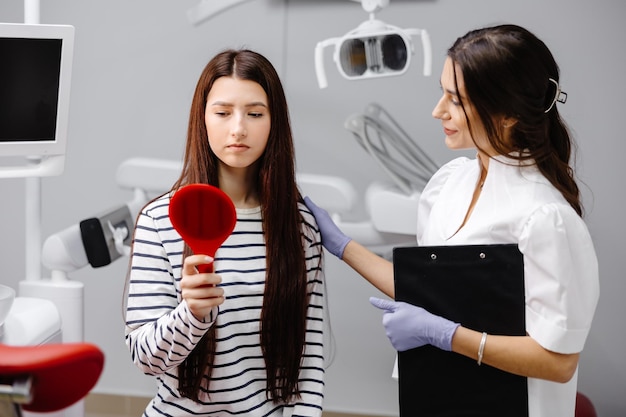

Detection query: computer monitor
(0, 23), (75, 178)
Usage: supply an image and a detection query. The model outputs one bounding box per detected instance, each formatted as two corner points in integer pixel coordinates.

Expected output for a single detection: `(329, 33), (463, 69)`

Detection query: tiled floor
(84, 393), (386, 417)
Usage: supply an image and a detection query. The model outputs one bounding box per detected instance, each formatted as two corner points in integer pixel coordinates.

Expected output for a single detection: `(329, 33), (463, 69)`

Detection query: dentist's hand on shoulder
(369, 297), (460, 352)
(304, 196), (352, 259)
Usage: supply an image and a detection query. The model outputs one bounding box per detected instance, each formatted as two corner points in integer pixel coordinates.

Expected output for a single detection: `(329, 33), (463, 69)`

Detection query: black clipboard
(393, 244), (528, 417)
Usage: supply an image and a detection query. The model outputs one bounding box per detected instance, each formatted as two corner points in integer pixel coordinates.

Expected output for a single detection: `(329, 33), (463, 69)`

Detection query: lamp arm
(420, 28), (432, 76)
(360, 0), (390, 14)
(315, 38), (340, 89)
(405, 28), (432, 77)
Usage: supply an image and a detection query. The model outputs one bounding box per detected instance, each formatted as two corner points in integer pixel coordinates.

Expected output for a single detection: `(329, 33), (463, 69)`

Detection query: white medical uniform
(412, 155), (599, 417)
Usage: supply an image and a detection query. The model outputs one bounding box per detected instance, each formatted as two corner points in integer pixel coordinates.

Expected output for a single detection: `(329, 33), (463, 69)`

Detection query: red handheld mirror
(169, 184), (237, 273)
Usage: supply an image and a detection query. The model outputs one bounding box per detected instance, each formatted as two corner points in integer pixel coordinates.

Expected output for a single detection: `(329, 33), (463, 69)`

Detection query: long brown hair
(448, 24), (582, 216)
(172, 49), (309, 402)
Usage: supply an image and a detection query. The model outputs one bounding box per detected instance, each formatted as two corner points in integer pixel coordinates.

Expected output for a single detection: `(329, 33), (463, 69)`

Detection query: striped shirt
(125, 193), (325, 416)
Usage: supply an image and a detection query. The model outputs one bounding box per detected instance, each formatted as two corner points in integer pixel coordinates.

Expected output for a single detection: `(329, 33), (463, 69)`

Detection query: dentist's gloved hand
(304, 196), (352, 259)
(369, 297), (460, 352)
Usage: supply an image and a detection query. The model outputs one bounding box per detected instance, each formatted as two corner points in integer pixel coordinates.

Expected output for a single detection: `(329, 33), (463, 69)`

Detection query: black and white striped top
(125, 193), (325, 416)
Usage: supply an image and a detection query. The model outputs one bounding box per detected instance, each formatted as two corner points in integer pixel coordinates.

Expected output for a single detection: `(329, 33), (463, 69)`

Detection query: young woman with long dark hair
(125, 49), (325, 416)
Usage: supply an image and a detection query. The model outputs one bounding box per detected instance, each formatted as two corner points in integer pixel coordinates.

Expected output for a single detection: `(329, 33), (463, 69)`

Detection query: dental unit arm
(309, 102), (439, 254)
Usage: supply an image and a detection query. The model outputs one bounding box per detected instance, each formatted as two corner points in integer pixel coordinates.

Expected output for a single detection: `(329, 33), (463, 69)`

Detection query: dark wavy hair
(172, 49), (310, 402)
(448, 24), (582, 216)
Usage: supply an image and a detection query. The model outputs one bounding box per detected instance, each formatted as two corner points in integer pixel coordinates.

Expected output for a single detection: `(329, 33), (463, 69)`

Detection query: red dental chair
(0, 343), (104, 417)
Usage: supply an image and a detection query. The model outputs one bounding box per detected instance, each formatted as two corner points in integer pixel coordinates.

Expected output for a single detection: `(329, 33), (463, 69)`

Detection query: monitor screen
(0, 23), (74, 177)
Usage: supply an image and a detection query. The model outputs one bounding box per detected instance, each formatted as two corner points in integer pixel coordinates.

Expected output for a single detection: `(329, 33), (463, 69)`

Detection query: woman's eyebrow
(438, 81), (458, 97)
(245, 102), (268, 108)
(209, 101), (267, 108)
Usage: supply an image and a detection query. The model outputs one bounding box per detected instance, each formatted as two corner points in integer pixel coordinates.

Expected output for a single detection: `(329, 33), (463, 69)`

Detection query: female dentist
(305, 24), (599, 416)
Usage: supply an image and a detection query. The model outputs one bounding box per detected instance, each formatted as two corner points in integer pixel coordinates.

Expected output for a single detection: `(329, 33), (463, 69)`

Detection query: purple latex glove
(369, 297), (460, 352)
(304, 196), (352, 259)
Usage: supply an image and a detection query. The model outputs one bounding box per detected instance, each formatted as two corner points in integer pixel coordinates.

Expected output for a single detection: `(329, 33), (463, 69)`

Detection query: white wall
(1, 0), (625, 415)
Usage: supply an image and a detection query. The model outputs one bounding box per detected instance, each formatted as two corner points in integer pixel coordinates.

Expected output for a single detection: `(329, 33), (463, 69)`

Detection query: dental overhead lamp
(315, 0), (432, 89)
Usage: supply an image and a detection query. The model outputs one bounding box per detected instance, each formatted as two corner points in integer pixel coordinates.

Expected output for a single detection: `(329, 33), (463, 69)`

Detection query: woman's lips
(227, 144), (249, 152)
(443, 127), (456, 136)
